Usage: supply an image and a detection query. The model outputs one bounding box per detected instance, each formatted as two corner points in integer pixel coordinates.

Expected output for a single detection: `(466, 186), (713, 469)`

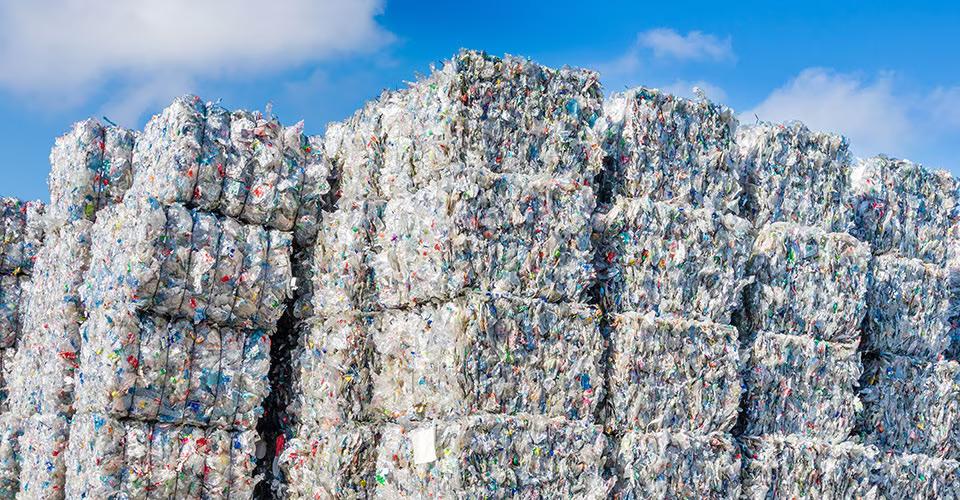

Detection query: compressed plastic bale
(597, 196), (753, 322)
(74, 307), (272, 429)
(16, 413), (70, 499)
(737, 122), (853, 231)
(369, 294), (604, 422)
(0, 347), (12, 411)
(0, 198), (44, 275)
(0, 274), (25, 348)
(63, 412), (126, 499)
(858, 356), (960, 459)
(309, 199), (382, 315)
(864, 254), (952, 358)
(280, 422), (377, 499)
(85, 200), (292, 328)
(601, 87), (740, 212)
(375, 414), (611, 498)
(745, 222), (870, 343)
(127, 96), (333, 241)
(608, 313), (741, 433)
(614, 430), (740, 499)
(743, 332), (862, 441)
(874, 451), (960, 499)
(851, 156), (959, 265)
(290, 245), (315, 320)
(0, 414), (21, 497)
(740, 434), (879, 499)
(48, 120), (137, 226)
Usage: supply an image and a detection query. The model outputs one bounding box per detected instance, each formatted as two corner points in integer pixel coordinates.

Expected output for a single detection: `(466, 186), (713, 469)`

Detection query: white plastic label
(410, 424), (437, 464)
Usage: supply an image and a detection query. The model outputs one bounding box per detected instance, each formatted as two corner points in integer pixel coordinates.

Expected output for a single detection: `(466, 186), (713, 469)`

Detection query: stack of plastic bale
(280, 50), (613, 498)
(734, 122), (880, 496)
(598, 88), (751, 498)
(64, 96), (331, 499)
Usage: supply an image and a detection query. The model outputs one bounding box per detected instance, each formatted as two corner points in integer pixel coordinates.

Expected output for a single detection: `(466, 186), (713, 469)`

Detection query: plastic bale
(0, 347), (12, 411)
(743, 332), (862, 441)
(63, 412), (126, 499)
(0, 414), (22, 497)
(596, 196), (753, 322)
(864, 254), (952, 358)
(737, 122), (853, 231)
(369, 294), (604, 422)
(744, 222), (870, 343)
(309, 199), (382, 315)
(614, 430), (740, 499)
(0, 274), (26, 348)
(740, 434), (879, 500)
(601, 87), (740, 212)
(48, 120), (137, 226)
(608, 313), (741, 433)
(0, 198), (45, 275)
(858, 356), (960, 459)
(16, 413), (70, 499)
(280, 422), (378, 499)
(850, 156), (959, 265)
(375, 414), (611, 498)
(85, 200), (292, 328)
(874, 451), (960, 499)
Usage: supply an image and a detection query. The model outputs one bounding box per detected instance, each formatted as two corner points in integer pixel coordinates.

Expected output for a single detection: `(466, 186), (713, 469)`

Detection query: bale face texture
(737, 122), (853, 231)
(64, 413), (259, 499)
(740, 434), (879, 500)
(875, 451), (960, 499)
(851, 156), (959, 265)
(601, 88), (741, 212)
(614, 431), (741, 499)
(865, 254), (952, 358)
(369, 294), (603, 422)
(743, 332), (862, 441)
(48, 119), (137, 226)
(597, 196), (753, 322)
(126, 96), (334, 243)
(859, 356), (960, 460)
(280, 422), (378, 499)
(85, 201), (292, 328)
(374, 415), (610, 498)
(0, 198), (44, 276)
(608, 313), (741, 433)
(745, 222), (870, 343)
(0, 348), (12, 411)
(0, 275), (25, 349)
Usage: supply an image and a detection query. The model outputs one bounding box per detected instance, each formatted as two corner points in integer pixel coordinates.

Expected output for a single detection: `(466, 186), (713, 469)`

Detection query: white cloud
(744, 68), (914, 156)
(638, 28), (734, 62)
(0, 0), (392, 122)
(928, 86), (960, 128)
(659, 80), (727, 102)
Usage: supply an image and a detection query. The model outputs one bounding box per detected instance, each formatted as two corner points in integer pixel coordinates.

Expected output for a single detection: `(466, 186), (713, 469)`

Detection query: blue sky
(1, 0), (958, 201)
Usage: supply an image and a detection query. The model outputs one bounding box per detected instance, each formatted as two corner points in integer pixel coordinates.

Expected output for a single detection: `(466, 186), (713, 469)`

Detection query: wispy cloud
(638, 28), (735, 62)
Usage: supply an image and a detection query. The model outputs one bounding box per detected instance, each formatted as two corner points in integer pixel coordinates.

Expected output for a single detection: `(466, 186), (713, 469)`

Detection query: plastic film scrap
(600, 87), (741, 212)
(740, 434), (879, 500)
(737, 122), (853, 231)
(858, 355), (960, 459)
(745, 222), (870, 343)
(864, 254), (953, 358)
(851, 155), (959, 265)
(596, 196), (753, 322)
(614, 430), (740, 499)
(0, 198), (44, 276)
(743, 332), (862, 441)
(374, 414), (610, 498)
(608, 313), (741, 433)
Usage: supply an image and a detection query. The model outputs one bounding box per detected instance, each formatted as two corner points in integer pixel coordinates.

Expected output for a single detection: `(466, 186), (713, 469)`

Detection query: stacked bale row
(63, 96), (332, 498)
(598, 88), (750, 497)
(280, 50), (613, 498)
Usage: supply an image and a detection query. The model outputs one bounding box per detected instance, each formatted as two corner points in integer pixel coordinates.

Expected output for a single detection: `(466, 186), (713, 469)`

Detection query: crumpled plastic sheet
(864, 254), (953, 358)
(596, 196), (753, 322)
(743, 332), (862, 441)
(736, 122), (853, 231)
(374, 414), (611, 498)
(858, 355), (960, 459)
(85, 200), (293, 328)
(614, 430), (740, 499)
(740, 434), (879, 499)
(48, 119), (137, 227)
(126, 95), (334, 244)
(0, 198), (45, 275)
(74, 307), (272, 429)
(850, 155), (959, 265)
(875, 450), (960, 498)
(64, 412), (260, 499)
(608, 312), (741, 434)
(600, 87), (740, 212)
(0, 274), (26, 348)
(369, 293), (603, 423)
(3, 220), (92, 417)
(744, 222), (870, 343)
(279, 422), (378, 499)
